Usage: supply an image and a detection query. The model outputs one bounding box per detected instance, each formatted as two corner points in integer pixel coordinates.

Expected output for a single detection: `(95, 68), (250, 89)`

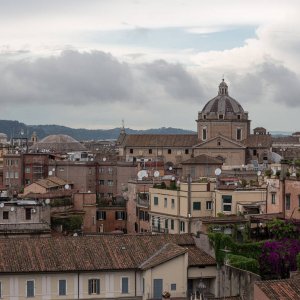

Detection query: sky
(0, 0), (299, 132)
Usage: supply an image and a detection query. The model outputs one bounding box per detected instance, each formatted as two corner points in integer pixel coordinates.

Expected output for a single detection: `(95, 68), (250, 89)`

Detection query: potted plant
(162, 291), (171, 299)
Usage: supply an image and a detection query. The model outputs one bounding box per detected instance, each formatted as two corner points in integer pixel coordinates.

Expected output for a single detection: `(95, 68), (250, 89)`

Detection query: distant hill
(0, 120), (196, 141)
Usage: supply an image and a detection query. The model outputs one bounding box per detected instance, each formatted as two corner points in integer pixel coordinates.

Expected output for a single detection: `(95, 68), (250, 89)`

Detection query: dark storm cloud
(0, 50), (204, 106)
(230, 60), (300, 107)
(140, 59), (203, 100)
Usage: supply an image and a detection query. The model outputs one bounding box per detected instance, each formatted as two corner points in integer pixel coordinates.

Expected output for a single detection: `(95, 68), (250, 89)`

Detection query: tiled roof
(34, 176), (70, 189)
(186, 246), (216, 266)
(0, 234), (215, 273)
(272, 136), (300, 145)
(181, 154), (223, 165)
(255, 277), (300, 300)
(244, 134), (272, 148)
(121, 134), (198, 147)
(140, 243), (187, 270)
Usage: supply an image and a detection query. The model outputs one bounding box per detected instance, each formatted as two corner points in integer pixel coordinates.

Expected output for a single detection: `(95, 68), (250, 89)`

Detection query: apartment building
(0, 234), (217, 299)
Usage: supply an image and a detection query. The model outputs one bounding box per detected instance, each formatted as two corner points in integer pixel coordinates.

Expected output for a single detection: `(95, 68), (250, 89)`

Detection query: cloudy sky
(0, 0), (299, 132)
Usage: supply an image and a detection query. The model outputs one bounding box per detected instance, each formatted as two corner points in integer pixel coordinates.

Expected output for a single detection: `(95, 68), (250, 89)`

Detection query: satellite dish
(215, 168), (222, 176)
(177, 180), (181, 185)
(0, 203), (4, 208)
(10, 207), (15, 212)
(154, 171), (160, 178)
(171, 176), (175, 181)
(137, 170), (148, 180)
(103, 157), (107, 162)
(169, 166), (173, 171)
(64, 184), (70, 190)
(48, 171), (53, 176)
(257, 171), (261, 176)
(52, 168), (55, 172)
(45, 199), (50, 205)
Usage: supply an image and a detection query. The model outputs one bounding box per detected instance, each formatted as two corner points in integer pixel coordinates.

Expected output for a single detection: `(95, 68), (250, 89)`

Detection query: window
(99, 167), (105, 173)
(271, 193), (276, 204)
(286, 194), (291, 210)
(253, 149), (257, 156)
(97, 211), (106, 220)
(149, 149), (152, 154)
(185, 149), (189, 154)
(219, 114), (224, 119)
(164, 198), (167, 208)
(154, 196), (158, 205)
(88, 279), (100, 295)
(180, 221), (185, 232)
(25, 167), (31, 174)
(203, 115), (206, 119)
(145, 212), (149, 221)
(171, 284), (176, 291)
(107, 180), (114, 186)
(59, 167), (64, 172)
(171, 199), (175, 209)
(202, 128), (207, 140)
(121, 277), (129, 294)
(88, 168), (92, 175)
(25, 208), (32, 220)
(236, 128), (242, 141)
(142, 278), (145, 294)
(14, 172), (19, 179)
(298, 195), (300, 208)
(0, 281), (1, 298)
(222, 195), (232, 212)
(171, 219), (174, 230)
(99, 180), (105, 185)
(168, 149), (172, 154)
(130, 149), (133, 154)
(206, 201), (212, 210)
(108, 167), (113, 174)
(27, 280), (35, 297)
(108, 193), (113, 198)
(217, 140), (221, 146)
(139, 211), (145, 220)
(237, 114), (241, 120)
(165, 219), (168, 229)
(59, 279), (67, 296)
(193, 202), (201, 210)
(3, 211), (9, 220)
(25, 179), (31, 185)
(115, 211), (126, 220)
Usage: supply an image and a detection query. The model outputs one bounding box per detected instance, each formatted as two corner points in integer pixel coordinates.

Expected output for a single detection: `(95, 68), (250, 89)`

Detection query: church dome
(30, 134), (86, 153)
(201, 80), (245, 118)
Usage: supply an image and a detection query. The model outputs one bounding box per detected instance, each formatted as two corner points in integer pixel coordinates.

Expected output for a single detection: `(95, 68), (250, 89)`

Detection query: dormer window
(219, 114), (224, 119)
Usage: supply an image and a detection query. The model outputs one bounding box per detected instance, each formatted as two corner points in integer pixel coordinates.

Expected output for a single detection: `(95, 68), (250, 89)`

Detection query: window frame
(193, 202), (201, 211)
(26, 279), (35, 298)
(88, 278), (100, 295)
(154, 196), (158, 206)
(222, 195), (232, 212)
(121, 277), (129, 294)
(206, 201), (212, 210)
(58, 279), (67, 296)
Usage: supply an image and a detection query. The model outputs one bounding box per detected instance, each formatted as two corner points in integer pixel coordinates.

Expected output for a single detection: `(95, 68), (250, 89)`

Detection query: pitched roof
(244, 134), (272, 148)
(34, 176), (71, 189)
(121, 134), (198, 147)
(181, 154), (223, 165)
(255, 277), (300, 300)
(272, 136), (300, 145)
(0, 234), (215, 273)
(139, 243), (187, 270)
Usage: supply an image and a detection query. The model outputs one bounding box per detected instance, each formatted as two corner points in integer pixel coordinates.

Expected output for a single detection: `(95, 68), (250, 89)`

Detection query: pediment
(193, 135), (246, 149)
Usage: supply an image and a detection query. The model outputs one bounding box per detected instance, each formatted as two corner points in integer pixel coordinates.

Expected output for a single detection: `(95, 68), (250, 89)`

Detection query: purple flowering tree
(259, 238), (300, 279)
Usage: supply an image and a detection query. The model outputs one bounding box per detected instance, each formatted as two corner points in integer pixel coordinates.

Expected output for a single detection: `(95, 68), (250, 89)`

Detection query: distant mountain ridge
(0, 120), (196, 141)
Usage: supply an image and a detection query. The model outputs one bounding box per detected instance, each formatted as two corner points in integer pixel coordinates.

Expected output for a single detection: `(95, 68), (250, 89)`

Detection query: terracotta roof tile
(181, 154), (223, 165)
(244, 134), (272, 148)
(121, 134), (198, 147)
(140, 243), (187, 270)
(0, 234), (215, 273)
(255, 277), (300, 300)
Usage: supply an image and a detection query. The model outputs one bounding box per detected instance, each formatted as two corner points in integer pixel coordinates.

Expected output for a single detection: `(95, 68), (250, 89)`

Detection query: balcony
(137, 193), (150, 208)
(151, 226), (169, 233)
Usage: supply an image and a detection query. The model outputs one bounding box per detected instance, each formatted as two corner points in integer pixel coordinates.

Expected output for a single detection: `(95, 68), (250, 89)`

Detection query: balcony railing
(151, 226), (169, 233)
